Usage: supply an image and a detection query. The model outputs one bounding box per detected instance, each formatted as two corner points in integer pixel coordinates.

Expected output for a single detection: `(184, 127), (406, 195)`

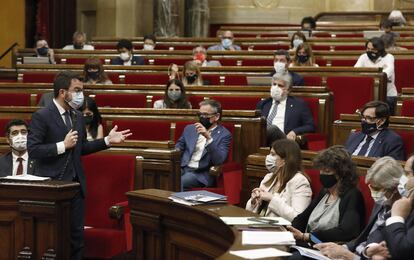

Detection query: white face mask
(221, 38), (233, 48)
(270, 85), (284, 101)
(143, 44), (154, 51)
(274, 61), (286, 74)
(370, 189), (386, 203)
(293, 39), (304, 48)
(66, 91), (84, 110)
(120, 52), (131, 61)
(11, 134), (27, 151)
(265, 154), (277, 173)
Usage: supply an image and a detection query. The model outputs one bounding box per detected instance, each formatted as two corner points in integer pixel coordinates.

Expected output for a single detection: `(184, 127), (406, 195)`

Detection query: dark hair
(116, 39), (133, 51)
(366, 37), (386, 57)
(83, 58), (109, 83)
(274, 49), (291, 62)
(380, 19), (394, 30)
(360, 100), (390, 127)
(313, 145), (358, 196)
(272, 139), (303, 193)
(5, 119), (28, 137)
(163, 79), (191, 109)
(380, 32), (397, 49)
(53, 70), (82, 98)
(79, 96), (102, 139)
(199, 99), (222, 116)
(143, 34), (156, 44)
(266, 125), (286, 147)
(301, 17), (316, 30)
(290, 31), (307, 49)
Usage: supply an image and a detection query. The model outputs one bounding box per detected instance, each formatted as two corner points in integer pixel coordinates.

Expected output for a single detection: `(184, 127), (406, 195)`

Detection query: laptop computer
(363, 30), (385, 39)
(23, 56), (50, 64)
(246, 76), (272, 86)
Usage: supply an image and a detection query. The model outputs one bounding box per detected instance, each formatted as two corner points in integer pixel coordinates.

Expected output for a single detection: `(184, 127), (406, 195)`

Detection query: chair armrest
(209, 165), (223, 177)
(108, 201), (128, 220)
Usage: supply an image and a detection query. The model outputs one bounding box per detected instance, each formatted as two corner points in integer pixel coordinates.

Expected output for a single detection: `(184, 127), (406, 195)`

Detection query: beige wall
(0, 0), (25, 68)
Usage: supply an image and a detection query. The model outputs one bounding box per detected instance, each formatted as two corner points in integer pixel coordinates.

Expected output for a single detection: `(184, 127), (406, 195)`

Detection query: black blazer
(111, 55), (145, 65)
(0, 151), (36, 177)
(292, 187), (365, 242)
(27, 102), (108, 196)
(256, 96), (315, 135)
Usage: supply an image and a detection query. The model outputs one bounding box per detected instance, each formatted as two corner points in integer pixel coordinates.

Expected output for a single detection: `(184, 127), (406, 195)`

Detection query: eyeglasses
(197, 112), (217, 118)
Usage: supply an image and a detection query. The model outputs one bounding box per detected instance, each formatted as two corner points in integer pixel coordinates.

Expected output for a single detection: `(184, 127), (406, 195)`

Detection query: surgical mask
(87, 71), (99, 80)
(398, 175), (414, 197)
(73, 43), (84, 49)
(199, 117), (213, 129)
(37, 47), (49, 56)
(293, 39), (304, 48)
(270, 85), (283, 101)
(361, 121), (378, 135)
(367, 51), (379, 62)
(370, 189), (386, 203)
(143, 44), (154, 51)
(273, 61), (286, 74)
(297, 55), (309, 64)
(11, 134), (27, 151)
(168, 91), (181, 102)
(120, 52), (130, 61)
(265, 154), (280, 173)
(66, 91), (84, 110)
(319, 174), (338, 188)
(186, 74), (197, 84)
(84, 115), (93, 125)
(221, 38), (233, 48)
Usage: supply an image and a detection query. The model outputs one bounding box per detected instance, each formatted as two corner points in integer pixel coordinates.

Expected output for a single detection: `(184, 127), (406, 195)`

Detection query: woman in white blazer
(246, 139), (312, 222)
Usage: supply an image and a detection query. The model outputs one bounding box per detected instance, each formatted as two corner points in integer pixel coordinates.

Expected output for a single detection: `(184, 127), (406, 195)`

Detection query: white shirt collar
(368, 131), (381, 140)
(272, 97), (287, 106)
(53, 98), (67, 115)
(12, 151), (28, 162)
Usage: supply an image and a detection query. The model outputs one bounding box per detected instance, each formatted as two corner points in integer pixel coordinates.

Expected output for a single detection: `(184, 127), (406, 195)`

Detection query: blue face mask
(66, 91), (84, 109)
(221, 38), (233, 48)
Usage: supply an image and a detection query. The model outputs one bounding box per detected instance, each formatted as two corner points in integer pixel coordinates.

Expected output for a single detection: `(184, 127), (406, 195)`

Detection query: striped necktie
(267, 101), (279, 128)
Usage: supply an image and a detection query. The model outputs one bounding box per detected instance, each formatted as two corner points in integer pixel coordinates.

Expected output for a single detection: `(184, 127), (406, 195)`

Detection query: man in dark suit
(269, 49), (304, 86)
(0, 119), (35, 177)
(175, 99), (231, 190)
(256, 72), (315, 141)
(27, 71), (131, 260)
(345, 100), (404, 160)
(111, 39), (145, 66)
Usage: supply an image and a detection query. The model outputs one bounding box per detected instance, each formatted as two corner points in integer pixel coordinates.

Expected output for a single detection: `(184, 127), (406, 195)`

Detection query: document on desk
(290, 246), (331, 260)
(220, 216), (291, 226)
(230, 247), (292, 259)
(0, 174), (50, 181)
(242, 231), (295, 245)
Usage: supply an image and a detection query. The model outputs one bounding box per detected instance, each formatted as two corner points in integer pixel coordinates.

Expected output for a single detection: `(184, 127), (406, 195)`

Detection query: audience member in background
(207, 30), (241, 51)
(182, 61), (204, 86)
(345, 100), (404, 160)
(380, 19), (398, 36)
(168, 63), (180, 80)
(381, 31), (407, 51)
(142, 34), (156, 50)
(34, 39), (56, 64)
(266, 125), (286, 147)
(80, 96), (104, 141)
(246, 139), (312, 222)
(270, 49), (304, 86)
(301, 16), (316, 31)
(0, 119), (35, 177)
(63, 31), (94, 50)
(83, 58), (112, 85)
(192, 46), (221, 67)
(256, 72), (315, 142)
(315, 156), (404, 260)
(355, 37), (397, 114)
(388, 10), (407, 26)
(290, 43), (319, 67)
(153, 79), (192, 109)
(286, 146), (365, 257)
(175, 99), (231, 190)
(289, 31), (307, 52)
(37, 92), (54, 107)
(111, 39), (144, 66)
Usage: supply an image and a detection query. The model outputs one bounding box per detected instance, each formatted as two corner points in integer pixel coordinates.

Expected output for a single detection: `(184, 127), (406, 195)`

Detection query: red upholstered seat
(112, 120), (171, 141)
(334, 45), (365, 51)
(310, 45), (330, 51)
(301, 97), (327, 151)
(242, 59), (273, 66)
(150, 58), (187, 66)
(315, 59), (327, 67)
(224, 75), (247, 85)
(330, 59), (357, 66)
(210, 96), (260, 110)
(303, 76), (323, 86)
(304, 169), (323, 197)
(93, 44), (115, 50)
(251, 44), (290, 50)
(202, 74), (220, 85)
(94, 93), (147, 108)
(82, 153), (136, 259)
(107, 73), (120, 84)
(394, 130), (414, 159)
(0, 93), (31, 106)
(400, 100), (414, 117)
(327, 76), (374, 120)
(61, 58), (88, 64)
(188, 95), (205, 109)
(23, 73), (56, 83)
(218, 59), (238, 66)
(395, 59), (414, 93)
(124, 74), (170, 84)
(358, 176), (374, 225)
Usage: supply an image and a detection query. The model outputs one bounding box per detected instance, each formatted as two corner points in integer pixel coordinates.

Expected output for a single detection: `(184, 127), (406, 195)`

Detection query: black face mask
(199, 117), (213, 129)
(74, 43), (84, 49)
(361, 121), (378, 135)
(367, 51), (379, 62)
(186, 74), (197, 84)
(297, 55), (309, 64)
(37, 47), (49, 56)
(88, 71), (99, 80)
(84, 115), (93, 125)
(320, 174), (338, 188)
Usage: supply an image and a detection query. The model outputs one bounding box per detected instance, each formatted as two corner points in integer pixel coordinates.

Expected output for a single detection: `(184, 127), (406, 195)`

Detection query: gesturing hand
(64, 130), (78, 149)
(194, 123), (211, 140)
(107, 125), (132, 144)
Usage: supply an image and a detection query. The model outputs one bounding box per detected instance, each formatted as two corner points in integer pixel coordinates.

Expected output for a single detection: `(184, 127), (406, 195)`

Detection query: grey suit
(0, 151), (36, 177)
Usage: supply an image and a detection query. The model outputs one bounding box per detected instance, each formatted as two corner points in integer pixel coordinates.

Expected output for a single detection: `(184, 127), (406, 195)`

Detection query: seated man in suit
(256, 72), (315, 141)
(207, 30), (241, 51)
(175, 99), (231, 190)
(345, 100), (404, 160)
(270, 49), (304, 86)
(63, 31), (94, 50)
(192, 46), (222, 67)
(111, 39), (144, 66)
(0, 119), (35, 177)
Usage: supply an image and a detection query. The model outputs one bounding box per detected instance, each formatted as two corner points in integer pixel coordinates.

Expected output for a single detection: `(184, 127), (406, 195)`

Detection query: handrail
(0, 42), (18, 61)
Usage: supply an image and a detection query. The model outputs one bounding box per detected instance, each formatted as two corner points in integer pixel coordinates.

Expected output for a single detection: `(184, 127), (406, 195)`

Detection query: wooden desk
(127, 189), (287, 260)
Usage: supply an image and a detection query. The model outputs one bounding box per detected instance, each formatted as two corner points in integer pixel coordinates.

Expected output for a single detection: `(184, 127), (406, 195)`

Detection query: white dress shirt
(352, 131), (380, 156)
(270, 98), (287, 133)
(12, 152), (29, 175)
(62, 44), (94, 50)
(354, 53), (397, 96)
(187, 126), (216, 169)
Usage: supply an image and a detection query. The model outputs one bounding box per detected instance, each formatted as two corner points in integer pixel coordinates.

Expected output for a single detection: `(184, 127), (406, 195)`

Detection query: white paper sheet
(242, 231), (295, 245)
(290, 246), (331, 260)
(220, 217), (291, 226)
(0, 174), (50, 181)
(230, 248), (292, 259)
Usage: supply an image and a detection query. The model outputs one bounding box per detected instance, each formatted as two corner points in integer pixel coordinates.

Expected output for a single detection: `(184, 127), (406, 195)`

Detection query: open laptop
(23, 56), (50, 64)
(363, 30), (385, 39)
(246, 76), (272, 86)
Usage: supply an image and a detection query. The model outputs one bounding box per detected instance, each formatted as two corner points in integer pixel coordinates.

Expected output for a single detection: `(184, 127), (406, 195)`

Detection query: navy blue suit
(111, 55), (145, 65)
(256, 96), (315, 134)
(27, 101), (108, 259)
(175, 124), (231, 187)
(0, 152), (36, 177)
(345, 129), (404, 160)
(269, 70), (305, 86)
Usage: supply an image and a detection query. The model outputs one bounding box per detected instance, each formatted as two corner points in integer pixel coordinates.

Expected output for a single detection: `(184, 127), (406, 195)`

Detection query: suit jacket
(0, 151), (36, 177)
(269, 70), (305, 86)
(256, 96), (315, 135)
(37, 92), (54, 107)
(175, 124), (231, 184)
(27, 101), (108, 196)
(344, 128), (404, 160)
(111, 55), (145, 65)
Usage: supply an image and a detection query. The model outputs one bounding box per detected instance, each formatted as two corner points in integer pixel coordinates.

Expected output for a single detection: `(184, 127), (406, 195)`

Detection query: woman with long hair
(79, 96), (104, 140)
(153, 79), (192, 109)
(83, 58), (112, 84)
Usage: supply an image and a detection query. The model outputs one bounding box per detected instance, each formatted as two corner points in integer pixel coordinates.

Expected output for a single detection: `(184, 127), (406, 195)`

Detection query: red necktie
(16, 157), (23, 175)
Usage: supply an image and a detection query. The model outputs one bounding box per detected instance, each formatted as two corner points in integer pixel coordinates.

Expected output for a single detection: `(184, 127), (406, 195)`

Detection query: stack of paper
(220, 216), (291, 226)
(0, 174), (50, 181)
(290, 246), (331, 260)
(169, 190), (227, 206)
(230, 248), (292, 259)
(242, 231), (296, 245)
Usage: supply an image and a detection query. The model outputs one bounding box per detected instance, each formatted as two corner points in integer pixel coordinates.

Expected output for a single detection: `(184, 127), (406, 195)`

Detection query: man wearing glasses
(207, 30), (241, 51)
(175, 99), (231, 190)
(345, 100), (404, 160)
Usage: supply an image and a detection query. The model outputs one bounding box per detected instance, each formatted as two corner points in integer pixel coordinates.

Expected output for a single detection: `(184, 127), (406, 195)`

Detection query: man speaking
(28, 70), (131, 259)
